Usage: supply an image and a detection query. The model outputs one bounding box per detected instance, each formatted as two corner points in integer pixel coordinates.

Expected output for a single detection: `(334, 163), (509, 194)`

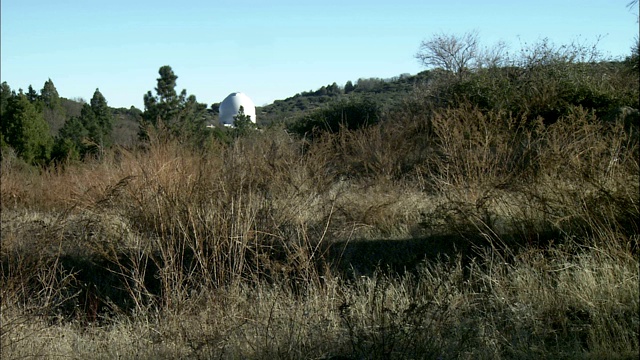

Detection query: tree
(40, 78), (61, 109)
(287, 98), (381, 138)
(1, 93), (53, 164)
(143, 65), (184, 127)
(327, 82), (341, 95)
(141, 65), (207, 141)
(52, 115), (87, 162)
(39, 79), (66, 135)
(26, 85), (39, 103)
(415, 31), (480, 78)
(232, 105), (257, 137)
(178, 94), (208, 135)
(53, 89), (114, 160)
(0, 82), (13, 117)
(344, 80), (355, 94)
(89, 88), (113, 147)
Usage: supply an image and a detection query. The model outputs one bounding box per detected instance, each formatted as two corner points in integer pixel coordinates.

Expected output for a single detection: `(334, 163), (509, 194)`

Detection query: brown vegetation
(2, 37), (639, 358)
(2, 92), (638, 358)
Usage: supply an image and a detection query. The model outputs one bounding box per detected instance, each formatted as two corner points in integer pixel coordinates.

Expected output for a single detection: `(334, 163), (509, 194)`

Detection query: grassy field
(2, 95), (639, 359)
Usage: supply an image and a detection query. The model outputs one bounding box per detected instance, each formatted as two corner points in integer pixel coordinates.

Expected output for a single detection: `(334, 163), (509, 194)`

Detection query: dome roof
(219, 92), (256, 126)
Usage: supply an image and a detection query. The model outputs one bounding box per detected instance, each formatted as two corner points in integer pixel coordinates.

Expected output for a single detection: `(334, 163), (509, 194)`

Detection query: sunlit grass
(2, 101), (638, 359)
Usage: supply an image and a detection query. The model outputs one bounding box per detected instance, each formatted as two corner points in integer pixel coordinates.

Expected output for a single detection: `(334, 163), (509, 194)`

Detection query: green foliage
(57, 114), (88, 145)
(0, 81), (12, 117)
(51, 137), (82, 162)
(231, 105), (258, 138)
(141, 65), (208, 143)
(143, 66), (181, 127)
(416, 36), (639, 125)
(52, 89), (115, 161)
(259, 72), (431, 126)
(38, 79), (67, 136)
(26, 85), (39, 103)
(287, 98), (381, 138)
(40, 78), (61, 109)
(1, 93), (53, 164)
(88, 88), (113, 147)
(344, 80), (355, 94)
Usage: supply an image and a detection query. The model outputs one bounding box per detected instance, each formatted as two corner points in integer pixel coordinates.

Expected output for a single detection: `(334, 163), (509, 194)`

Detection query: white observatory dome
(219, 92), (256, 126)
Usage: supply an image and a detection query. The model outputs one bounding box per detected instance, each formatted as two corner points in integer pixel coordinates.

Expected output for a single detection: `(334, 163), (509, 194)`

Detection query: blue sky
(1, 0), (637, 109)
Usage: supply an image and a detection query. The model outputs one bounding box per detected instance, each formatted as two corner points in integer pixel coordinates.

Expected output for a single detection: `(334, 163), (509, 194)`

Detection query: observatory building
(219, 92), (256, 126)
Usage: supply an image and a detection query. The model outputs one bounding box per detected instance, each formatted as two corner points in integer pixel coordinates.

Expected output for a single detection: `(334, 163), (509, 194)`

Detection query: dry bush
(1, 129), (340, 319)
(521, 106), (640, 244)
(474, 239), (639, 358)
(1, 94), (638, 358)
(6, 236), (633, 359)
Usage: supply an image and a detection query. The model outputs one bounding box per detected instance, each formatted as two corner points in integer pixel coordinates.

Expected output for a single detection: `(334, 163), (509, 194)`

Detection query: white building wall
(219, 92), (256, 126)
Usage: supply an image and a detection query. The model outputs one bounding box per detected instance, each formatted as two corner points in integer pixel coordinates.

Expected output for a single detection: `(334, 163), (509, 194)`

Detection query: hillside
(257, 71), (432, 125)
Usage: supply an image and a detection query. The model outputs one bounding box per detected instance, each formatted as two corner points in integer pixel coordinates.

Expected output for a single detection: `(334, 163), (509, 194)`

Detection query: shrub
(287, 98), (381, 138)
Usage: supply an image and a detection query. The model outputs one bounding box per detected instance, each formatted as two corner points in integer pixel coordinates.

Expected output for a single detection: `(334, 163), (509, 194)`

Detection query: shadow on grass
(325, 229), (564, 278)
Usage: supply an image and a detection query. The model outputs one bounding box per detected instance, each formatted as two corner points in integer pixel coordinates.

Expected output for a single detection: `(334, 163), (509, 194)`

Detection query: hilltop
(257, 71), (432, 125)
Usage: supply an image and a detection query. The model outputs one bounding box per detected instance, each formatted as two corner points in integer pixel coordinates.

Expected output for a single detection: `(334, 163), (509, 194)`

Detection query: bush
(414, 37), (639, 126)
(287, 98), (381, 138)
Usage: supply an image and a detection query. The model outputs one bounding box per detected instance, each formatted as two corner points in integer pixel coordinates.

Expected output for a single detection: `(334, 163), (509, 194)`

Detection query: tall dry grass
(1, 100), (638, 359)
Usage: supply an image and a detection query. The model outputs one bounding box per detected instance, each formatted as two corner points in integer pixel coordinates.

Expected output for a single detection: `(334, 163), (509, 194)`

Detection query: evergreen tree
(40, 78), (61, 109)
(39, 79), (66, 135)
(0, 82), (13, 117)
(141, 65), (207, 141)
(58, 115), (88, 146)
(1, 93), (53, 164)
(89, 88), (113, 147)
(232, 105), (257, 137)
(0, 82), (14, 150)
(178, 94), (208, 135)
(27, 85), (39, 103)
(344, 80), (355, 94)
(327, 82), (341, 95)
(143, 65), (183, 127)
(52, 115), (87, 162)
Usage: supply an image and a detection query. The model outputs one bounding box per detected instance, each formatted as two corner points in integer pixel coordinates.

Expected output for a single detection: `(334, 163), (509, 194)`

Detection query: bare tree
(415, 31), (480, 78)
(477, 41), (509, 69)
(628, 0), (639, 24)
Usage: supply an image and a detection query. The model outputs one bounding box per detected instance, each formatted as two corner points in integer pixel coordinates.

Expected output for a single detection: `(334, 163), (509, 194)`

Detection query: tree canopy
(1, 93), (53, 164)
(141, 65), (207, 142)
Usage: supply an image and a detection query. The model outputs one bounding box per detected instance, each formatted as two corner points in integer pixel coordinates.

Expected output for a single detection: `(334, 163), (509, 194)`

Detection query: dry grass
(1, 103), (638, 359)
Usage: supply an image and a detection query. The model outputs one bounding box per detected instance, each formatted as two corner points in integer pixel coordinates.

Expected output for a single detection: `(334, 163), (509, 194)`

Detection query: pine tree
(27, 85), (39, 103)
(40, 78), (60, 109)
(143, 65), (184, 127)
(141, 65), (207, 142)
(39, 79), (66, 135)
(0, 82), (14, 149)
(58, 115), (88, 146)
(232, 105), (257, 138)
(52, 115), (87, 162)
(89, 88), (113, 147)
(0, 82), (12, 117)
(1, 93), (53, 164)
(344, 80), (355, 94)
